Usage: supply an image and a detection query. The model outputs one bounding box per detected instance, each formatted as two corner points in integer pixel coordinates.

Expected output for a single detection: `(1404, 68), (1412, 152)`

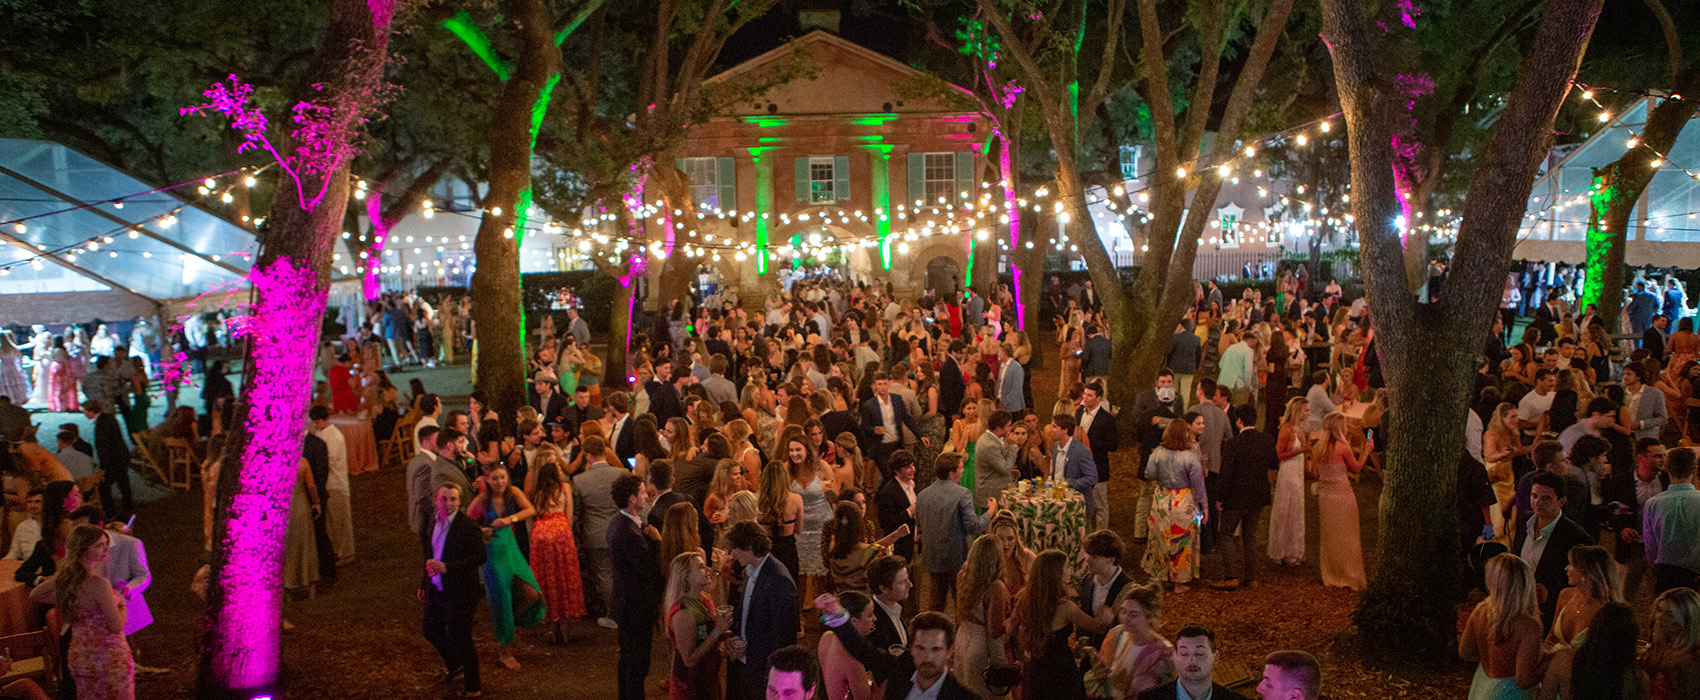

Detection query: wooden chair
(130, 432), (170, 487)
(0, 627), (58, 695)
(377, 421), (406, 471)
(389, 417), (419, 467)
(163, 437), (196, 490)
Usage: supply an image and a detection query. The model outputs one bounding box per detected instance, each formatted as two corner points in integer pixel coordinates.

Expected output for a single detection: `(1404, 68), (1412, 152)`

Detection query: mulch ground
(124, 336), (1474, 699)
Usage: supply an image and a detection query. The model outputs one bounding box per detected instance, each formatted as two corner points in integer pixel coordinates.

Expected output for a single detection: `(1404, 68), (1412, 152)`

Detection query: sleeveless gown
(1267, 429), (1306, 563)
(667, 594), (722, 700)
(1024, 623), (1085, 700)
(0, 347), (29, 404)
(479, 498), (545, 644)
(793, 476), (832, 577)
(528, 506), (587, 623)
(1317, 445), (1366, 590)
(68, 587), (135, 700)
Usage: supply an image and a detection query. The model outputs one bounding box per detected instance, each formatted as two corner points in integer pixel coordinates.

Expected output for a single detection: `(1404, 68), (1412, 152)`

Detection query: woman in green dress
(469, 465), (543, 670)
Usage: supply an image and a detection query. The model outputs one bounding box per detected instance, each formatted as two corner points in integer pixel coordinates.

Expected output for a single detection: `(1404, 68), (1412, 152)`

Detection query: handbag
(982, 663), (1022, 693)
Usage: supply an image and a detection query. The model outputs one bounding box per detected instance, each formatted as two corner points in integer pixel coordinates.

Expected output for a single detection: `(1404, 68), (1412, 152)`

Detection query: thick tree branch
(1643, 0), (1684, 81)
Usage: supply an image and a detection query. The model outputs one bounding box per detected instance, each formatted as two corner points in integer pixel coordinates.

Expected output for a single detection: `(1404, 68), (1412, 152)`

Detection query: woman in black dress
(1007, 550), (1108, 700)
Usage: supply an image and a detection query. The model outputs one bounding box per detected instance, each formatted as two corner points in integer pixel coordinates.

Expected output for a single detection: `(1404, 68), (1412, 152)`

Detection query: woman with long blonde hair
(757, 461), (803, 581)
(1483, 403), (1527, 541)
(720, 419), (763, 492)
(704, 459), (744, 528)
(50, 524), (133, 699)
(989, 510), (1035, 598)
(1540, 546), (1625, 697)
(1008, 550), (1105, 700)
(663, 551), (731, 700)
(1645, 587), (1700, 700)
(954, 535), (1009, 699)
(1269, 397), (1309, 565)
(1314, 412), (1369, 590)
(830, 433), (866, 496)
(1460, 553), (1543, 697)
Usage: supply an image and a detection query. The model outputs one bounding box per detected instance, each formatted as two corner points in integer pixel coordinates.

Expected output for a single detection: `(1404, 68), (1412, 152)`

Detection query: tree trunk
(1581, 78), (1699, 321)
(1323, 0), (1603, 661)
(469, 0), (560, 427)
(197, 0), (390, 696)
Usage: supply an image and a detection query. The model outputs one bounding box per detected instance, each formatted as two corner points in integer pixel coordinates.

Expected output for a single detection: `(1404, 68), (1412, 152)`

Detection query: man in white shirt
(310, 405), (354, 565)
(4, 489), (41, 560)
(1517, 369), (1558, 432)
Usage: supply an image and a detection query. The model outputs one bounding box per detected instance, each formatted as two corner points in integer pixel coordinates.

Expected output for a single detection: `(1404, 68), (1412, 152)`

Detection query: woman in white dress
(1268, 397), (1309, 566)
(0, 332), (31, 404)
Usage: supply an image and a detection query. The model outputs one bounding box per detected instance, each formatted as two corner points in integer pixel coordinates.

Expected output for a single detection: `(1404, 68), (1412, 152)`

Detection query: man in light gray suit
(414, 428), (472, 536)
(700, 354), (739, 407)
(572, 434), (625, 629)
(974, 411), (1019, 503)
(995, 342), (1025, 413)
(1048, 414), (1100, 523)
(1624, 362), (1669, 441)
(404, 425), (443, 534)
(915, 452), (998, 612)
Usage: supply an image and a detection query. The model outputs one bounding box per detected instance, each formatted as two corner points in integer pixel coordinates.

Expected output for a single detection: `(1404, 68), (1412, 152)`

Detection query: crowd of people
(392, 272), (1340, 700)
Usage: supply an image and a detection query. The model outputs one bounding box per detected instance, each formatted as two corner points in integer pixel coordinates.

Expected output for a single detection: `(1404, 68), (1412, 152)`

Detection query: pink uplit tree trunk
(192, 0), (395, 696)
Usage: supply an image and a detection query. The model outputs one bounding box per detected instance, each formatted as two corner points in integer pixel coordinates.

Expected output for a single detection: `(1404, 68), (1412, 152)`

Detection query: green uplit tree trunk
(1579, 1), (1697, 321)
(1322, 0), (1604, 662)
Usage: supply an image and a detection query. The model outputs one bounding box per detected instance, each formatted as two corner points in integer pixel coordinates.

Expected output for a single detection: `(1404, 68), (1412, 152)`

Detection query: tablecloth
(332, 414), (380, 475)
(0, 560), (35, 637)
(999, 483), (1087, 578)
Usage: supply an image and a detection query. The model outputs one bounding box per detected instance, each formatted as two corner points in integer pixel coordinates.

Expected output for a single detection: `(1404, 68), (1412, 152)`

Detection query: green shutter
(955, 152), (974, 203)
(795, 157), (810, 202)
(908, 153), (924, 207)
(834, 155), (850, 201)
(716, 157), (736, 210)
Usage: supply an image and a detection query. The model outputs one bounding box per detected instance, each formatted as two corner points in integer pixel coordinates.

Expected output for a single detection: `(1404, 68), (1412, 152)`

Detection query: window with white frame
(923, 153), (957, 203)
(681, 157), (720, 208)
(809, 156), (836, 203)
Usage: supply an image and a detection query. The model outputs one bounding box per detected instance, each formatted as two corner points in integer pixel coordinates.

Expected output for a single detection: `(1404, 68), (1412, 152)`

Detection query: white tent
(0, 138), (257, 325)
(1516, 98), (1700, 266)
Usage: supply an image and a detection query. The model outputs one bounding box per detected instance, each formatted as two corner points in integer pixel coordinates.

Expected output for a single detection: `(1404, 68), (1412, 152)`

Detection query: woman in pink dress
(1314, 412), (1370, 590)
(40, 525), (133, 700)
(47, 338), (78, 412)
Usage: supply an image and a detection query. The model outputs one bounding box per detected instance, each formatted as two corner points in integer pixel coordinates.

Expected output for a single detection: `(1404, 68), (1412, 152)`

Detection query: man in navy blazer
(608, 474), (664, 700)
(1047, 414), (1100, 521)
(418, 483), (486, 697)
(818, 595), (980, 700)
(727, 521), (800, 700)
(1076, 382), (1118, 530)
(937, 341), (968, 419)
(862, 371), (927, 476)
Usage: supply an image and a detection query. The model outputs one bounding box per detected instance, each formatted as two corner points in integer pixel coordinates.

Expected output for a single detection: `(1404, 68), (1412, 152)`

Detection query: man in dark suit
(608, 474), (664, 700)
(604, 391), (637, 465)
(303, 428), (337, 583)
(1211, 405), (1276, 590)
(419, 483), (486, 697)
(646, 363), (691, 424)
(819, 596), (980, 700)
(727, 521), (800, 700)
(80, 400), (132, 518)
(646, 460), (712, 554)
(1078, 530), (1129, 646)
(1644, 314), (1669, 360)
(531, 370), (569, 426)
(1081, 323), (1113, 383)
(703, 325), (733, 363)
(1512, 471), (1594, 626)
(1528, 292), (1564, 345)
(865, 555), (913, 651)
(1075, 381), (1118, 531)
(938, 341), (967, 419)
(876, 452), (919, 560)
(1138, 624), (1249, 700)
(863, 371), (926, 477)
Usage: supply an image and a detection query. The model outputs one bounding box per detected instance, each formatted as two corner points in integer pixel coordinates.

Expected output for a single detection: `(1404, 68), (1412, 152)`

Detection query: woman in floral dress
(46, 525), (134, 700)
(1141, 415), (1206, 592)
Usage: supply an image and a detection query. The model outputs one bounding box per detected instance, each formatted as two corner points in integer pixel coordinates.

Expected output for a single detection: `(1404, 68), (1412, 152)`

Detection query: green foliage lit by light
(1581, 171), (1625, 310)
(443, 11), (512, 80)
(954, 19), (1001, 64)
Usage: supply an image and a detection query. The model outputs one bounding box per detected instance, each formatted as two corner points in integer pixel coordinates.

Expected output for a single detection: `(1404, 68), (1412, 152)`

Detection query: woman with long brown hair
(1007, 550), (1106, 700)
(1141, 415), (1207, 591)
(527, 445), (585, 644)
(659, 502), (705, 574)
(757, 460), (804, 581)
(954, 534), (1009, 699)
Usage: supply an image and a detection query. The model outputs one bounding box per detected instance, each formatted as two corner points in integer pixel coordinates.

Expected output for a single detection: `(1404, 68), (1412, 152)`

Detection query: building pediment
(706, 30), (976, 118)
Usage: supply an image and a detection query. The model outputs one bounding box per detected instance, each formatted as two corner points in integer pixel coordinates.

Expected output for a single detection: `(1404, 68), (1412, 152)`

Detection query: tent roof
(1520, 98), (1700, 245)
(0, 138), (255, 303)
